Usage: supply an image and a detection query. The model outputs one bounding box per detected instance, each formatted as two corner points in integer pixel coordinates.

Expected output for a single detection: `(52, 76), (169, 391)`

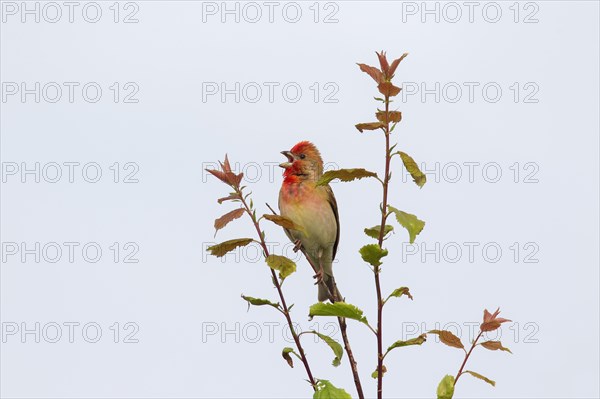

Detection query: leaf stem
(374, 93), (392, 399)
(454, 330), (484, 385)
(237, 189), (317, 391)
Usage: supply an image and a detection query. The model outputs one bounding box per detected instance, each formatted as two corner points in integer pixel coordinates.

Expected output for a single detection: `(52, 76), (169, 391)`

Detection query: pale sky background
(1, 1), (599, 398)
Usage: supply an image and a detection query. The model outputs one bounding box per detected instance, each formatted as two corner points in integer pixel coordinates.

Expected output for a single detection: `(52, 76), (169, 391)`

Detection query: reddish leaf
(480, 340), (513, 354)
(355, 122), (385, 133)
(428, 330), (464, 349)
(481, 308), (511, 332)
(357, 63), (383, 84)
(378, 82), (401, 97)
(480, 320), (502, 332)
(376, 51), (390, 77)
(220, 154), (232, 174)
(206, 168), (230, 185)
(376, 111), (402, 124)
(214, 208), (245, 235)
(388, 53), (408, 78)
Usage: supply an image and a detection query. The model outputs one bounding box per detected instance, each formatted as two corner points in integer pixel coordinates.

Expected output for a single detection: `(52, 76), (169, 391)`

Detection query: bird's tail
(318, 274), (343, 302)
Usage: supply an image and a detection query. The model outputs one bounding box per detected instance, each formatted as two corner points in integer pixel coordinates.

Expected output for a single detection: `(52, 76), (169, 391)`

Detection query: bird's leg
(313, 249), (324, 285)
(292, 239), (302, 253)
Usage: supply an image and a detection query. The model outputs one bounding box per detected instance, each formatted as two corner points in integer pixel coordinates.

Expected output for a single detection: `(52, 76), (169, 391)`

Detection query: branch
(239, 194), (317, 390)
(266, 203), (365, 399)
(454, 330), (484, 384)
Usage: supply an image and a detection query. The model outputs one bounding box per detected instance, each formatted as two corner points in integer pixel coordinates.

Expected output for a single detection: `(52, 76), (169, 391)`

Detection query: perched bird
(278, 141), (342, 302)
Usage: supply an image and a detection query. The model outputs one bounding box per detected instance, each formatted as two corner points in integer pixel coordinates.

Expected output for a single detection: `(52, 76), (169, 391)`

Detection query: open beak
(279, 151), (294, 168)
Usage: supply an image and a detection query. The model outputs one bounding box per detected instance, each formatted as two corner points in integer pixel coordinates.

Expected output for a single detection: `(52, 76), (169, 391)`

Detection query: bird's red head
(280, 141), (324, 181)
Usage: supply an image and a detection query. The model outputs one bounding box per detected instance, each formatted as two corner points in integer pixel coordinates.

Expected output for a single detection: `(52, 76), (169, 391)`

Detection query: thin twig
(374, 91), (392, 399)
(239, 194), (317, 390)
(454, 330), (484, 384)
(266, 203), (365, 399)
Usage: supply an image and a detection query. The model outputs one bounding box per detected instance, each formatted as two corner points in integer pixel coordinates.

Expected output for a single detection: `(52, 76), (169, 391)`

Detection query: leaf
(313, 380), (351, 399)
(463, 370), (496, 387)
(371, 365), (387, 379)
(356, 63), (383, 84)
(436, 375), (455, 399)
(387, 286), (413, 301)
(388, 53), (408, 78)
(241, 295), (280, 310)
(217, 193), (240, 204)
(386, 333), (427, 353)
(214, 208), (245, 235)
(376, 51), (390, 76)
(309, 302), (369, 326)
(359, 244), (388, 267)
(428, 330), (464, 349)
(205, 168), (230, 185)
(266, 254), (297, 280)
(316, 168), (378, 186)
(308, 331), (343, 367)
(481, 308), (511, 332)
(398, 151), (426, 188)
(378, 81), (401, 97)
(282, 347), (297, 368)
(376, 111), (402, 124)
(263, 214), (305, 233)
(388, 205), (425, 244)
(480, 320), (502, 332)
(355, 122), (385, 133)
(480, 340), (513, 354)
(364, 225), (394, 239)
(206, 238), (253, 257)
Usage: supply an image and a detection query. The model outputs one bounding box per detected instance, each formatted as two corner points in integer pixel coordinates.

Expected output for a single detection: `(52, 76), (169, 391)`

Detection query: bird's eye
(299, 154), (306, 159)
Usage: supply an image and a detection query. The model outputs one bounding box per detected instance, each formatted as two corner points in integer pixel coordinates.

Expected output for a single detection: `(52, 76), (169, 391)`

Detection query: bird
(278, 141), (342, 302)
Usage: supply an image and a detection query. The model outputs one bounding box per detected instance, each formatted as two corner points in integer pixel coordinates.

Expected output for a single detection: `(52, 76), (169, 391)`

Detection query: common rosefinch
(278, 141), (342, 302)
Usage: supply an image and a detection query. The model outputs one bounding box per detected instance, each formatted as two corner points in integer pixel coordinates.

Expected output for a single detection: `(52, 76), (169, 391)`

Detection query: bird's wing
(324, 184), (340, 261)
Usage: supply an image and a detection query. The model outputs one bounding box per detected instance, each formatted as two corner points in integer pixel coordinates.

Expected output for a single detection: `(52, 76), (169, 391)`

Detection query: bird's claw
(313, 269), (323, 285)
(293, 239), (302, 253)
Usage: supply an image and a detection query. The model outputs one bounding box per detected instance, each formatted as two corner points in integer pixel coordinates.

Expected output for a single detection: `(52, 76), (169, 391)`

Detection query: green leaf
(371, 365), (387, 379)
(266, 254), (297, 280)
(359, 244), (388, 267)
(309, 302), (369, 326)
(388, 205), (425, 244)
(398, 151), (426, 188)
(313, 380), (351, 399)
(428, 330), (464, 349)
(386, 333), (427, 353)
(463, 370), (496, 387)
(386, 286), (413, 302)
(241, 295), (279, 310)
(282, 347), (298, 368)
(316, 168), (378, 186)
(263, 214), (305, 233)
(207, 238), (253, 257)
(436, 375), (455, 399)
(480, 340), (513, 354)
(308, 331), (343, 367)
(364, 225), (394, 239)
